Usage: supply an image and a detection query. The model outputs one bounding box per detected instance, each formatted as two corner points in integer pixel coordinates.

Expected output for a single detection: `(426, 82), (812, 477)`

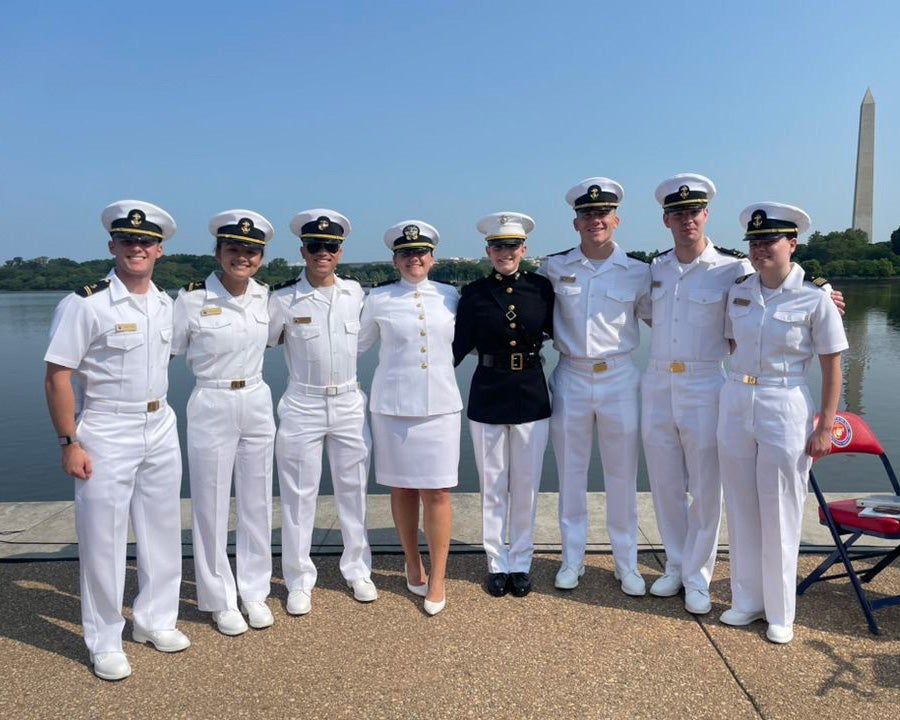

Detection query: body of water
(3, 282), (899, 502)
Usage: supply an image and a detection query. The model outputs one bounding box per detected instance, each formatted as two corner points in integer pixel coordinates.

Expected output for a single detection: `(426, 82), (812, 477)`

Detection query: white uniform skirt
(371, 412), (460, 489)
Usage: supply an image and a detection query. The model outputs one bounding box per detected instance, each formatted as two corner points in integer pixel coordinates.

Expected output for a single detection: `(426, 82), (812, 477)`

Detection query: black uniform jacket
(452, 270), (554, 424)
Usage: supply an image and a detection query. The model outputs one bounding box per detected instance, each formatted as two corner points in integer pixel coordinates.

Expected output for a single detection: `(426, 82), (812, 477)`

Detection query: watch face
(58, 435), (74, 446)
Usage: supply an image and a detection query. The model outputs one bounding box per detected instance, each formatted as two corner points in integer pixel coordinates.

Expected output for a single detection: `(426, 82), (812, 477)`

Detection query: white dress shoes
(405, 564), (428, 598)
(347, 577), (378, 602)
(212, 609), (248, 636)
(649, 573), (682, 597)
(91, 651), (132, 681)
(615, 569), (647, 597)
(241, 600), (274, 629)
(684, 589), (712, 615)
(719, 608), (766, 626)
(424, 587), (446, 616)
(286, 589), (312, 616)
(554, 564), (585, 590)
(132, 627), (191, 652)
(766, 624), (794, 644)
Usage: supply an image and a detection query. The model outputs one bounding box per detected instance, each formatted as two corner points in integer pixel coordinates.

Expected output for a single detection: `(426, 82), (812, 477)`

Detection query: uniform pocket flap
(772, 310), (809, 324)
(689, 290), (724, 305)
(606, 288), (635, 303)
(555, 285), (582, 296)
(106, 332), (145, 350)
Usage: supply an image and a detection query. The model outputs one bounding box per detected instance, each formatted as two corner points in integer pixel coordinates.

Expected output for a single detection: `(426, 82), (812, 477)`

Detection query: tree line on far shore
(2, 227), (899, 291)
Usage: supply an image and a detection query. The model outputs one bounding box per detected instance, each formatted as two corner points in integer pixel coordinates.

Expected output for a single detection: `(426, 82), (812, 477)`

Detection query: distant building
(852, 88), (875, 242)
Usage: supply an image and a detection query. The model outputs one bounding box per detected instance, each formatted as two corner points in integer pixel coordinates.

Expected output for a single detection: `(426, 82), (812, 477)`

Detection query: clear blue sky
(4, 1), (899, 264)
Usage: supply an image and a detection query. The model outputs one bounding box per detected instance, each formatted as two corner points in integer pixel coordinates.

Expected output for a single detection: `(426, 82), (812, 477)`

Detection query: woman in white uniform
(358, 221), (462, 615)
(173, 210), (276, 636)
(717, 202), (847, 644)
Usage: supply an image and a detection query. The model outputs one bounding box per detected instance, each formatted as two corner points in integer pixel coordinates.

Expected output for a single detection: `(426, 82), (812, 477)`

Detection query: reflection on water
(3, 282), (899, 501)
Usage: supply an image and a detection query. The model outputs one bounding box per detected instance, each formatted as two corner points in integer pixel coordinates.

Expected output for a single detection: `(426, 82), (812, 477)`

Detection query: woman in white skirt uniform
(358, 221), (462, 615)
(717, 202), (847, 644)
(173, 210), (276, 636)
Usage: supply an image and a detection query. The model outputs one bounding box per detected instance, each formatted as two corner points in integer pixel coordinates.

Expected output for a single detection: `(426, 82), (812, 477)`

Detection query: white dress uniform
(268, 272), (372, 592)
(359, 277), (462, 488)
(642, 240), (752, 593)
(44, 270), (182, 656)
(539, 242), (651, 575)
(172, 272), (274, 613)
(718, 262), (847, 628)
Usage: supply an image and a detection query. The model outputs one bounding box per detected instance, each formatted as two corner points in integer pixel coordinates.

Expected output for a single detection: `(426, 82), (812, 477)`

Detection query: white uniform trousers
(641, 364), (725, 592)
(188, 382), (275, 612)
(74, 406), (183, 655)
(550, 358), (640, 574)
(717, 381), (813, 627)
(275, 384), (372, 591)
(470, 419), (549, 574)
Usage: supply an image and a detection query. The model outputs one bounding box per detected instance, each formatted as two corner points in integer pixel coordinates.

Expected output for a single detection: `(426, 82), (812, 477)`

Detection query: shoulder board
(804, 273), (829, 288)
(155, 284), (166, 293)
(734, 273), (754, 284)
(626, 252), (650, 264)
(181, 279), (206, 292)
(545, 247), (576, 258)
(431, 279), (458, 288)
(655, 248), (673, 256)
(337, 273), (360, 283)
(271, 277), (301, 291)
(75, 279), (111, 297)
(374, 279), (399, 288)
(715, 245), (747, 259)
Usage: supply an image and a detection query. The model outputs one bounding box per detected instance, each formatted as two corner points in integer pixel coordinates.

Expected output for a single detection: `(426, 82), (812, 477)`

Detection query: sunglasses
(112, 234), (161, 248)
(304, 240), (342, 254)
(394, 248), (432, 258)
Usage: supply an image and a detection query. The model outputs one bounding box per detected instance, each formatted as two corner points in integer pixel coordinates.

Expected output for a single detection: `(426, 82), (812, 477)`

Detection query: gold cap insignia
(679, 185), (690, 199)
(403, 224), (420, 241)
(129, 209), (145, 227)
(239, 218), (253, 234)
(499, 215), (509, 224)
(752, 211), (765, 228)
(317, 216), (330, 231)
(588, 185), (601, 200)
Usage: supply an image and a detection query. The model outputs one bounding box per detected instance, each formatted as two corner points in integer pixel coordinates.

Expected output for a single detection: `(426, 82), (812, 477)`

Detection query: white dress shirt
(359, 278), (462, 417)
(539, 243), (651, 359)
(267, 273), (364, 386)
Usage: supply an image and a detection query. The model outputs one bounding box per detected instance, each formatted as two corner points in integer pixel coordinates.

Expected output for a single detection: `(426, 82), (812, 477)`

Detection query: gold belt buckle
(230, 380), (246, 389)
(742, 375), (758, 385)
(510, 352), (524, 371)
(325, 385), (339, 396)
(592, 361), (608, 373)
(669, 362), (686, 373)
(146, 400), (160, 412)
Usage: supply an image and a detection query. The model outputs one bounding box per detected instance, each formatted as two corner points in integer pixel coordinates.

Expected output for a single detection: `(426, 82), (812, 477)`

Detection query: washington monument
(852, 88), (875, 242)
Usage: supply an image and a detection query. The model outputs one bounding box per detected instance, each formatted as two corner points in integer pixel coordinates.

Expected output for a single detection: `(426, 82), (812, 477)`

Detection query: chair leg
(859, 544), (900, 584)
(831, 534), (882, 635)
(797, 548), (842, 594)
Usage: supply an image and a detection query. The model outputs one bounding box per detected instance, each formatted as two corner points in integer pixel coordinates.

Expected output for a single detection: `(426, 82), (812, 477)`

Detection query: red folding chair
(797, 412), (900, 634)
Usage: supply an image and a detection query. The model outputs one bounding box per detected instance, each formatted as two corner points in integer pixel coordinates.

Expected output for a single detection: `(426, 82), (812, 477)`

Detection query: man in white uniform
(642, 174), (751, 615)
(44, 200), (190, 681)
(268, 209), (376, 616)
(540, 178), (651, 596)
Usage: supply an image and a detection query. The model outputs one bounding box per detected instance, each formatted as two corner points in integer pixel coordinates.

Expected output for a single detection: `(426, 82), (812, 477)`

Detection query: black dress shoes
(485, 572), (509, 597)
(509, 572), (532, 597)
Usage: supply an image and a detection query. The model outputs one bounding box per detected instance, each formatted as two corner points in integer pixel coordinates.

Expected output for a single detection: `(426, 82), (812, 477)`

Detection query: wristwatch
(58, 435), (78, 446)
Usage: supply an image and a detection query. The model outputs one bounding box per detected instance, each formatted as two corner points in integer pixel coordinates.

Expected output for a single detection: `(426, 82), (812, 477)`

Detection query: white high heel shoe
(405, 564), (428, 597)
(423, 583), (446, 616)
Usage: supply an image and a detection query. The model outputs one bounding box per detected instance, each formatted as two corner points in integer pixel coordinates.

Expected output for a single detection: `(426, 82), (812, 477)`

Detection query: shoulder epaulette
(271, 277), (301, 291)
(735, 273), (754, 284)
(656, 248), (673, 256)
(804, 273), (829, 289)
(431, 279), (458, 288)
(715, 245), (747, 259)
(75, 279), (111, 297)
(374, 278), (400, 288)
(626, 251), (650, 264)
(155, 284), (166, 293)
(337, 273), (361, 284)
(545, 247), (576, 258)
(182, 279), (206, 292)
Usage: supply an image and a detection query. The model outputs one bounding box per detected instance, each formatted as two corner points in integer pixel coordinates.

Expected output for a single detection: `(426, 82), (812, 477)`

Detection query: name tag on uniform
(200, 306), (223, 316)
(115, 323), (138, 333)
(732, 298), (751, 306)
(293, 316), (312, 324)
(651, 281), (662, 288)
(560, 275), (576, 283)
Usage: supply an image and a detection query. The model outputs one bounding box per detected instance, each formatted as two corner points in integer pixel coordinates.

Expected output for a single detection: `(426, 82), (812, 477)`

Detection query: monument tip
(862, 88), (874, 104)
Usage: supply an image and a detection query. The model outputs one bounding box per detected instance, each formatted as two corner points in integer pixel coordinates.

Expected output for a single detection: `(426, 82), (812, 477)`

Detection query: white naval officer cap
(290, 209), (352, 242)
(208, 209), (274, 248)
(565, 177), (624, 213)
(655, 173), (716, 211)
(739, 202), (810, 240)
(383, 220), (440, 252)
(101, 200), (176, 241)
(476, 212), (535, 246)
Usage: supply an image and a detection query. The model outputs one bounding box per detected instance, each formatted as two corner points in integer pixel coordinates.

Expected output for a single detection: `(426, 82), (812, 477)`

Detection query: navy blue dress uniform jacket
(452, 270), (554, 424)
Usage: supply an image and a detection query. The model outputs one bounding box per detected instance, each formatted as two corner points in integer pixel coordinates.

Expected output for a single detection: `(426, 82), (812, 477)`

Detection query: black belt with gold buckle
(478, 352), (541, 371)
